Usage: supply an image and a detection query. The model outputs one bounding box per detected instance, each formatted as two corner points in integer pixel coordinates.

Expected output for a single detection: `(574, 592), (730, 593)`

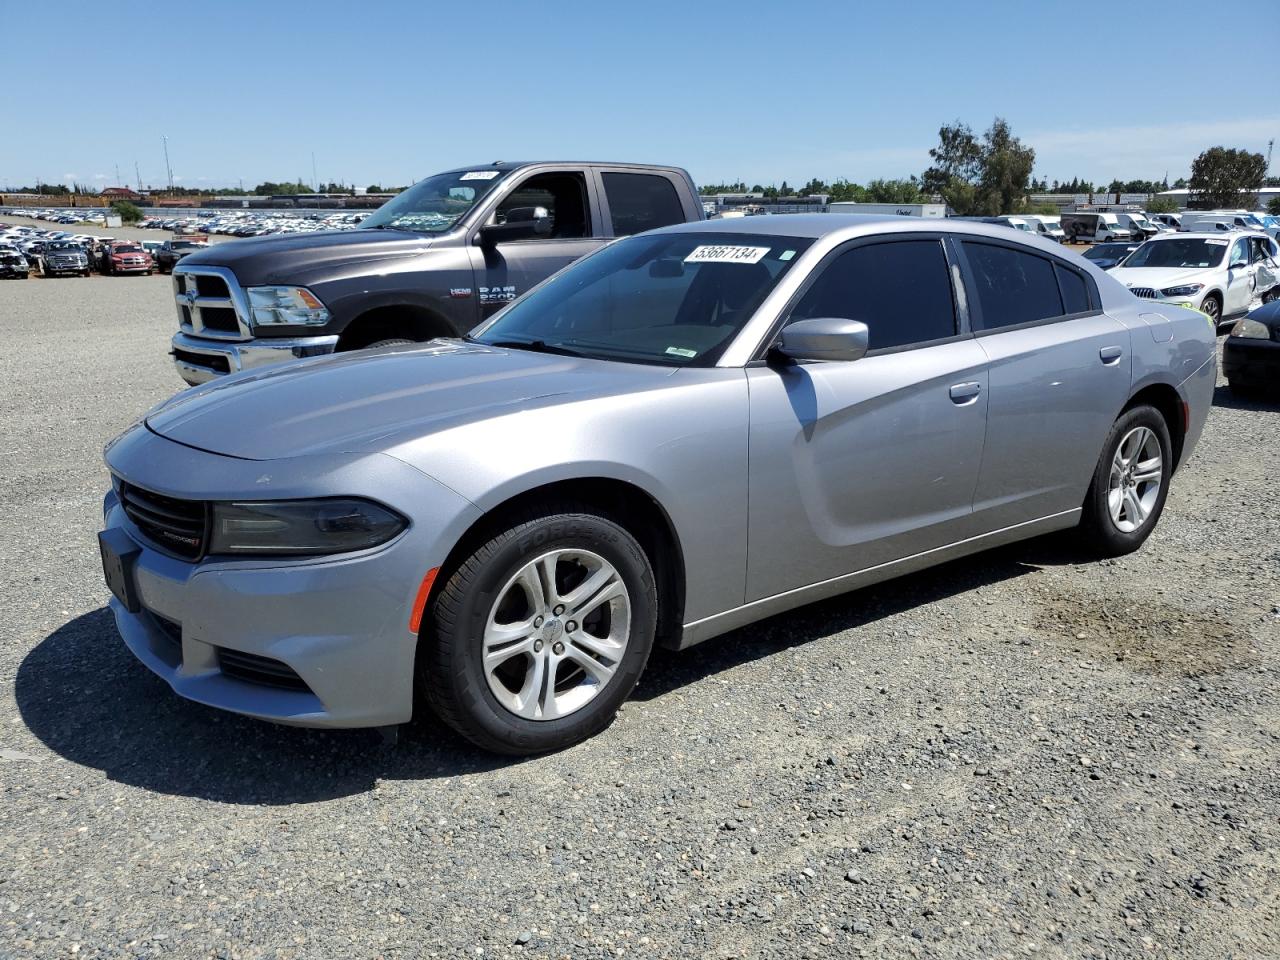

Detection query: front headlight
(246, 285), (330, 326)
(1161, 283), (1204, 297)
(209, 498), (407, 556)
(1229, 318), (1272, 340)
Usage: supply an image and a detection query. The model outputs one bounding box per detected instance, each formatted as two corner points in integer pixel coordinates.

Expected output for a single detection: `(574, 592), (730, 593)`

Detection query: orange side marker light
(409, 567), (440, 634)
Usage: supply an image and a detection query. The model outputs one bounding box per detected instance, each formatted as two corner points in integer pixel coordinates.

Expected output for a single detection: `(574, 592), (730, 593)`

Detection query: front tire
(421, 506), (657, 755)
(1078, 405), (1172, 557)
(1201, 293), (1222, 326)
(365, 338), (417, 349)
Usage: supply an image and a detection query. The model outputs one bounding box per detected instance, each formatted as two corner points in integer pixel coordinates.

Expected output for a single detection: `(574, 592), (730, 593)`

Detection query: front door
(470, 169), (606, 318)
(746, 236), (989, 602)
(1224, 236), (1256, 316)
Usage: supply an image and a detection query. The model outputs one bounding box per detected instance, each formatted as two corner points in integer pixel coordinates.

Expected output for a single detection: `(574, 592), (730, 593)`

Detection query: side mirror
(479, 205), (552, 246)
(775, 318), (870, 363)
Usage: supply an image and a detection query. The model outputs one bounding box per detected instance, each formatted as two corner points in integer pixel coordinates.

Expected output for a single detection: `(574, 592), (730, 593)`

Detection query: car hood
(1109, 266), (1214, 290)
(145, 340), (679, 461)
(179, 227), (432, 286)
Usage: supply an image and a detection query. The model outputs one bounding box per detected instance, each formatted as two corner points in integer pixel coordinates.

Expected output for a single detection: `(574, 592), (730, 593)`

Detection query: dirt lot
(0, 273), (1277, 959)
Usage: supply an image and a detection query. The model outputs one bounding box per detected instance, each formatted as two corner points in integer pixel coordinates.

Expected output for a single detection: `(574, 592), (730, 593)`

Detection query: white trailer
(828, 202), (947, 218)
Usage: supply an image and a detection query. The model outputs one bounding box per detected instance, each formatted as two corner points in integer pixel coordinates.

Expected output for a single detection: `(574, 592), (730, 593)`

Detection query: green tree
(1146, 196), (1181, 214)
(1267, 196), (1280, 216)
(863, 177), (923, 204)
(1188, 147), (1267, 208)
(922, 117), (1034, 215)
(109, 200), (143, 224)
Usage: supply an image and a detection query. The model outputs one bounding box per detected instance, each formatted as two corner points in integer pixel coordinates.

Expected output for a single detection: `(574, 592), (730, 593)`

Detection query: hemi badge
(449, 287), (473, 298)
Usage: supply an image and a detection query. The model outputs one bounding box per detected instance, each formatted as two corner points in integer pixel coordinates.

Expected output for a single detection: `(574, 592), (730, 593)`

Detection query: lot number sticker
(684, 245), (771, 264)
(460, 171), (501, 181)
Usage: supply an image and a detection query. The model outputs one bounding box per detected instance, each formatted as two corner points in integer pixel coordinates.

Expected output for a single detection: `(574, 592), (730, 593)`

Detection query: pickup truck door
(468, 167), (607, 320)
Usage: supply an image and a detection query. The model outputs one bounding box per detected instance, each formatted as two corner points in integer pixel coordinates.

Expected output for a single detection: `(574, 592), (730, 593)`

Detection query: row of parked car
(138, 211), (371, 237)
(0, 223), (208, 278)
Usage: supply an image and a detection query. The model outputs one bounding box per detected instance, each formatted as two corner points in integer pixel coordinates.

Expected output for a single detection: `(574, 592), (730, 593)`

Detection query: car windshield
(1122, 238), (1226, 269)
(472, 232), (814, 366)
(115, 245), (142, 253)
(172, 242), (201, 250)
(1084, 244), (1127, 260)
(360, 169), (509, 233)
(47, 241), (79, 251)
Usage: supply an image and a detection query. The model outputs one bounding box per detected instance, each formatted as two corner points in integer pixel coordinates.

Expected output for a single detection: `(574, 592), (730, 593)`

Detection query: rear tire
(420, 505), (657, 755)
(1078, 405), (1172, 557)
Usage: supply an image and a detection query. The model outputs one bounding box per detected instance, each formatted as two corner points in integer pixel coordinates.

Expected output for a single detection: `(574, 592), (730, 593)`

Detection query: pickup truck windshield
(361, 169), (509, 234)
(472, 232), (813, 367)
(1123, 238), (1227, 269)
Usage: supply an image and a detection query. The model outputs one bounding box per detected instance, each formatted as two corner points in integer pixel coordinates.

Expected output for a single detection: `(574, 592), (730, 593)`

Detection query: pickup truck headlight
(246, 285), (330, 327)
(1229, 318), (1272, 340)
(209, 498), (407, 555)
(1160, 283), (1204, 297)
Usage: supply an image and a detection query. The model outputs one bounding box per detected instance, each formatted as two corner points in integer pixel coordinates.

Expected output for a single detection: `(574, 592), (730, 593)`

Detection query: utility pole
(135, 160), (142, 193)
(312, 152), (319, 192)
(1267, 139), (1274, 181)
(162, 135), (174, 193)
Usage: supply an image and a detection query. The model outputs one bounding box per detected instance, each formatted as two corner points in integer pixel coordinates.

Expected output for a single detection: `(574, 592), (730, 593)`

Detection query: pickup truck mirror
(774, 318), (870, 363)
(479, 206), (552, 247)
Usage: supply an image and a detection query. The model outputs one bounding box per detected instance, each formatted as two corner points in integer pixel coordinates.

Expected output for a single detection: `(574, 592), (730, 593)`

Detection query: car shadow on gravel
(15, 608), (511, 805)
(1212, 384), (1279, 410)
(635, 534), (1090, 702)
(18, 536), (1088, 805)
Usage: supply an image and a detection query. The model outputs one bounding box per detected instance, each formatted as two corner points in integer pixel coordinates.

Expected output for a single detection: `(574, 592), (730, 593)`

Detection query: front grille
(200, 307), (239, 333)
(195, 274), (229, 298)
(119, 482), (207, 559)
(173, 266), (249, 340)
(172, 348), (231, 373)
(218, 648), (311, 692)
(1130, 287), (1157, 299)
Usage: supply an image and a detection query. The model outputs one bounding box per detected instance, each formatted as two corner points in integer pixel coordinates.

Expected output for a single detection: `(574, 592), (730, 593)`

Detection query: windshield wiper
(483, 338), (587, 358)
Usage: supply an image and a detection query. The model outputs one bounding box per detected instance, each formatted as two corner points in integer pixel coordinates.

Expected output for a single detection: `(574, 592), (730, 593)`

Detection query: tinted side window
(602, 173), (685, 236)
(1055, 264), (1091, 314)
(961, 242), (1064, 330)
(789, 239), (956, 350)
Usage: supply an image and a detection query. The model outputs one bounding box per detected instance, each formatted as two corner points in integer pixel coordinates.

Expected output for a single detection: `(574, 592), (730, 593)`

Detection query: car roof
(655, 212), (1069, 246)
(1153, 230), (1265, 240)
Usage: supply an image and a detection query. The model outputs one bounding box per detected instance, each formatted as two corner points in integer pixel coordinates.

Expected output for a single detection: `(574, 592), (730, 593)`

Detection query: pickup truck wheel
(365, 338), (416, 349)
(1078, 405), (1171, 558)
(421, 506), (657, 755)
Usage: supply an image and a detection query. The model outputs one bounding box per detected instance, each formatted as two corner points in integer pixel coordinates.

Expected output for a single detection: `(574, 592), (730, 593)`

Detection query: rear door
(1224, 236), (1256, 316)
(594, 168), (699, 239)
(468, 167), (606, 319)
(955, 238), (1131, 529)
(745, 234), (989, 601)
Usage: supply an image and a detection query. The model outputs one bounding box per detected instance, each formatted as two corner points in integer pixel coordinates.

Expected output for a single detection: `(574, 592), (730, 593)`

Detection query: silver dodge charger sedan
(99, 215), (1216, 754)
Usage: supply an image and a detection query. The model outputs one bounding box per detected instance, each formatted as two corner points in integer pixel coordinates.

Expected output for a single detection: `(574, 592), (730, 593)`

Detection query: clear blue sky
(3, 0), (1276, 192)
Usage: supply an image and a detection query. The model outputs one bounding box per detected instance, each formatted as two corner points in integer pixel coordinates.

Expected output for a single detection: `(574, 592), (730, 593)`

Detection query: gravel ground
(1, 275), (1278, 960)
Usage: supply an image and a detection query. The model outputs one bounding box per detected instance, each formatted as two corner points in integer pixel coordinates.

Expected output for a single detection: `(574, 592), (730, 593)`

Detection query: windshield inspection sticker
(665, 346), (698, 358)
(1204, 239), (1228, 246)
(460, 170), (501, 181)
(778, 249), (796, 261)
(684, 245), (770, 264)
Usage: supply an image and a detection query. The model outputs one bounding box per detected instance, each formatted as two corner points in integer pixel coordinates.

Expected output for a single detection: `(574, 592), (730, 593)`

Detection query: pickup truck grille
(173, 265), (251, 341)
(46, 254), (84, 270)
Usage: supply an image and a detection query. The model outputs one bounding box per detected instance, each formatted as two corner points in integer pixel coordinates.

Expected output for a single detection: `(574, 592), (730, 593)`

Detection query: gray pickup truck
(170, 161), (704, 384)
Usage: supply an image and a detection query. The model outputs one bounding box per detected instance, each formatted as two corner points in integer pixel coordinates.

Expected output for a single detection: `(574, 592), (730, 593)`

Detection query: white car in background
(1109, 231), (1280, 325)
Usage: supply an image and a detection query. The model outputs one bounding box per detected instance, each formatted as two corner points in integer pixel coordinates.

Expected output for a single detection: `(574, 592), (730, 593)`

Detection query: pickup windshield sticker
(1204, 239), (1228, 246)
(665, 346), (698, 358)
(684, 245), (771, 264)
(778, 250), (796, 261)
(460, 171), (501, 181)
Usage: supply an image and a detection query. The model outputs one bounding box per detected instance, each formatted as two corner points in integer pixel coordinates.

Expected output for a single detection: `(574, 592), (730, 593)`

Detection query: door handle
(949, 381), (982, 405)
(1099, 345), (1123, 365)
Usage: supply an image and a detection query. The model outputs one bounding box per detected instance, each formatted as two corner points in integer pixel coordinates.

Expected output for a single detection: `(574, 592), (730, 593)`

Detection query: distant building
(1153, 187), (1280, 211)
(101, 186), (142, 201)
(700, 192), (830, 216)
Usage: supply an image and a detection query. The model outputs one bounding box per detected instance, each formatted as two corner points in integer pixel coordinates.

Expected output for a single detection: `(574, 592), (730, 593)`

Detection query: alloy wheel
(482, 548), (631, 721)
(1107, 426), (1163, 533)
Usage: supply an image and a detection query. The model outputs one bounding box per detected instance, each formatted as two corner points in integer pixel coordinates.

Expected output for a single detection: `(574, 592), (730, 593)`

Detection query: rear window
(602, 173), (686, 236)
(1056, 264), (1091, 314)
(962, 242), (1064, 330)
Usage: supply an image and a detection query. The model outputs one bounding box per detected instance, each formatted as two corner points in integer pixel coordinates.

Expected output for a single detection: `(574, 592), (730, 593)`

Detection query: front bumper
(1223, 337), (1280, 388)
(101, 426), (482, 727)
(171, 330), (340, 385)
